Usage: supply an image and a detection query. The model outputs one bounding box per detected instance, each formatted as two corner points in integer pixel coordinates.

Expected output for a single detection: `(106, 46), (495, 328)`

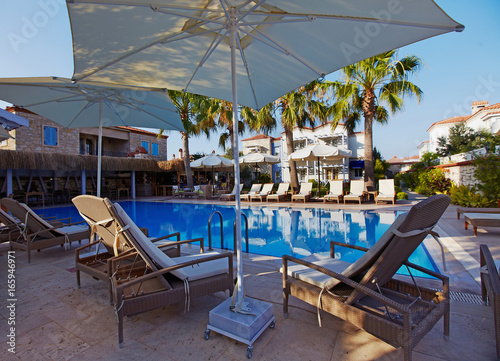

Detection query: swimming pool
(38, 201), (438, 278)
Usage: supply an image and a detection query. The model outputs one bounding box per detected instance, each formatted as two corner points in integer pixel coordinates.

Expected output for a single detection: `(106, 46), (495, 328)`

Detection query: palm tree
(330, 50), (423, 189)
(197, 99), (247, 160)
(249, 81), (328, 192)
(166, 90), (205, 189)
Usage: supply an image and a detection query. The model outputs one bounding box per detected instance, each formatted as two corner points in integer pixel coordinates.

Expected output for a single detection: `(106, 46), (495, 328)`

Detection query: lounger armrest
(403, 260), (448, 282)
(283, 255), (410, 314)
(330, 241), (369, 258)
(480, 244), (500, 295)
(115, 252), (233, 291)
(151, 232), (180, 243)
(153, 236), (205, 253)
(75, 240), (101, 254)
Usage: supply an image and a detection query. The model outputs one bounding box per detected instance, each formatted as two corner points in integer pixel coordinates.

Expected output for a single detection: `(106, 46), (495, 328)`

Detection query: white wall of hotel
(279, 123), (365, 185)
(427, 101), (500, 153)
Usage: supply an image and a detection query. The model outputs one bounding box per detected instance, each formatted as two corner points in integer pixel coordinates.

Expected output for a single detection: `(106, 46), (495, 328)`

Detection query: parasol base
(205, 297), (275, 358)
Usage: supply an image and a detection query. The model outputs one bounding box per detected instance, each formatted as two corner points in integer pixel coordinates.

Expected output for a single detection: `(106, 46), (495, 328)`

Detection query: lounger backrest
(349, 180), (364, 195)
(379, 179), (394, 195)
(329, 180), (343, 195)
(0, 208), (18, 227)
(72, 195), (125, 254)
(260, 183), (274, 195)
(230, 184), (244, 195)
(277, 183), (289, 195)
(106, 199), (188, 280)
(347, 194), (451, 304)
(1, 197), (57, 238)
(299, 182), (313, 195)
(248, 184), (262, 194)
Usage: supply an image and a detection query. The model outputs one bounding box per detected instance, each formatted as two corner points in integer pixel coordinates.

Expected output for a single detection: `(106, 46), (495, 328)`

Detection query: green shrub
(449, 184), (495, 207)
(396, 191), (408, 200)
(473, 154), (500, 201)
(257, 173), (272, 184)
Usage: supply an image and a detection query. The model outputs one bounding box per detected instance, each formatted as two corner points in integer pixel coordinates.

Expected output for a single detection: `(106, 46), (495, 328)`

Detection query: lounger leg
(474, 227), (478, 237)
(444, 309), (450, 340)
(283, 288), (289, 318)
(76, 270), (81, 289)
(118, 311), (124, 348)
(494, 297), (500, 359)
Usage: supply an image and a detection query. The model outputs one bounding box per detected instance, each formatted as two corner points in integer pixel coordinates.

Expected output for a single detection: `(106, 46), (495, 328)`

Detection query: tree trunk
(182, 132), (194, 189)
(362, 90), (376, 190)
(285, 127), (299, 193)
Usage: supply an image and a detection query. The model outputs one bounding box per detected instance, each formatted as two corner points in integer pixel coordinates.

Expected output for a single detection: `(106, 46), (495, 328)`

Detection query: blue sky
(1, 0), (499, 160)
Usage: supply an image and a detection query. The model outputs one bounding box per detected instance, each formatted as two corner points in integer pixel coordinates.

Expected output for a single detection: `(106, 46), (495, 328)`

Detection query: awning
(350, 160), (365, 169)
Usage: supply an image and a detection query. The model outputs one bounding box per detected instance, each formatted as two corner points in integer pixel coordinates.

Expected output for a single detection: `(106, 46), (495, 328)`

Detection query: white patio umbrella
(0, 127), (13, 141)
(0, 108), (30, 141)
(190, 153), (233, 191)
(239, 151), (280, 179)
(0, 77), (182, 197)
(0, 108), (30, 129)
(67, 0), (463, 309)
(289, 143), (352, 196)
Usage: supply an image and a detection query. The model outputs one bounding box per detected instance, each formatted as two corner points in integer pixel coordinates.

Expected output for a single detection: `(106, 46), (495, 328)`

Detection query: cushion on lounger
(173, 252), (229, 281)
(113, 203), (188, 280)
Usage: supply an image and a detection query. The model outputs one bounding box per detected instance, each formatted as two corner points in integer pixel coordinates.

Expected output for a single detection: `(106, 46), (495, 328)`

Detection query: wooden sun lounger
(457, 206), (500, 219)
(480, 244), (500, 359)
(464, 213), (500, 236)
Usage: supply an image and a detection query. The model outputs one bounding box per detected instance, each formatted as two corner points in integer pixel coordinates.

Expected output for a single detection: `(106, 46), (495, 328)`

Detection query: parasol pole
(229, 12), (243, 305)
(97, 96), (103, 197)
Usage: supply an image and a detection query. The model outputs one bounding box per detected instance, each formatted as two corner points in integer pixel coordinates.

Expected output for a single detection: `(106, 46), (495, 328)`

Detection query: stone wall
(0, 110), (168, 160)
(129, 132), (167, 160)
(0, 111), (80, 154)
(439, 162), (477, 187)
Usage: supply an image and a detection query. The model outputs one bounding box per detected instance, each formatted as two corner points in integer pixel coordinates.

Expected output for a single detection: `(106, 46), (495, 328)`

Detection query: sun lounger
(220, 184), (243, 201)
(104, 198), (234, 347)
(1, 197), (90, 263)
(72, 195), (193, 301)
(292, 182), (313, 203)
(375, 179), (396, 205)
(283, 194), (451, 361)
(267, 183), (290, 202)
(344, 180), (365, 204)
(464, 213), (500, 236)
(240, 183), (262, 201)
(323, 180), (343, 203)
(457, 206), (500, 219)
(480, 244), (500, 359)
(0, 208), (22, 243)
(250, 183), (274, 202)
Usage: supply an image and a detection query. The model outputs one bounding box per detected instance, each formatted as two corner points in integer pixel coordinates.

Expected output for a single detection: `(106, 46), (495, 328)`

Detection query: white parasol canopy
(289, 143), (352, 196)
(67, 0), (463, 309)
(0, 77), (182, 196)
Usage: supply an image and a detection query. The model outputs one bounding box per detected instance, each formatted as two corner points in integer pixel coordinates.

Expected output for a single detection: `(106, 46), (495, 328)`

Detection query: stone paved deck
(1, 194), (498, 360)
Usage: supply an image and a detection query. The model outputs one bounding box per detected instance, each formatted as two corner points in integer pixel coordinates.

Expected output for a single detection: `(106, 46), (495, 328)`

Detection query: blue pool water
(37, 201), (438, 278)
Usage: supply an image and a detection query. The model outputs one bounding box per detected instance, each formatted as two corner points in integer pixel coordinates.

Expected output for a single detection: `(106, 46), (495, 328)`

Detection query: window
(141, 141), (149, 152)
(43, 126), (58, 146)
(151, 143), (159, 156)
(354, 168), (363, 178)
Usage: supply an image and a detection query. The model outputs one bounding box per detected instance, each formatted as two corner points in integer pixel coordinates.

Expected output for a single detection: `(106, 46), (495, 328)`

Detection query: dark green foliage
(258, 173), (272, 184)
(473, 153), (500, 201)
(396, 192), (408, 200)
(436, 123), (500, 156)
(450, 184), (495, 207)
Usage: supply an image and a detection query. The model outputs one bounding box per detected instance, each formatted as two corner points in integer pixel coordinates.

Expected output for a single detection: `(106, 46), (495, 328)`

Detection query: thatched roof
(0, 150), (161, 172)
(158, 158), (185, 172)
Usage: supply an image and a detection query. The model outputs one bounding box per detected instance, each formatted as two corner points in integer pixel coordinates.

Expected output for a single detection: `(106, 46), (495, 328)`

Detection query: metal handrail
(233, 212), (249, 255)
(207, 211), (223, 251)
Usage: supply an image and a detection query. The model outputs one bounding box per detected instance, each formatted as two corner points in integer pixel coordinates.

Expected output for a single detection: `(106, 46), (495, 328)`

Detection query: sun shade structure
(289, 143), (352, 196)
(0, 77), (182, 196)
(0, 108), (30, 129)
(239, 151), (279, 179)
(190, 153), (233, 192)
(67, 0), (463, 313)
